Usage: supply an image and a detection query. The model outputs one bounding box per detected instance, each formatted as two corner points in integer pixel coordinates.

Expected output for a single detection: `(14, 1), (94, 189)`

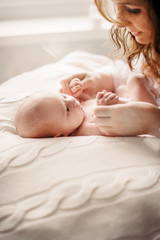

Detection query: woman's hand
(94, 101), (160, 137)
(60, 73), (86, 96)
(60, 72), (96, 100)
(60, 71), (114, 101)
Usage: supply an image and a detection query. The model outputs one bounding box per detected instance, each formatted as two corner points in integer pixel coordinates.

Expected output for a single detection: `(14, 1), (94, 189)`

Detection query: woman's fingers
(60, 73), (86, 87)
(94, 105), (115, 117)
(94, 103), (132, 136)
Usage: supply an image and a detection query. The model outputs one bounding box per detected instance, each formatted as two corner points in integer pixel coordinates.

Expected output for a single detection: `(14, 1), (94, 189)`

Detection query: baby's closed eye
(66, 106), (70, 112)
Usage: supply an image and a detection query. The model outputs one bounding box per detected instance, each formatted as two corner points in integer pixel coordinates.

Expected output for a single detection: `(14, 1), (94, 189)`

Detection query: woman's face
(112, 0), (154, 44)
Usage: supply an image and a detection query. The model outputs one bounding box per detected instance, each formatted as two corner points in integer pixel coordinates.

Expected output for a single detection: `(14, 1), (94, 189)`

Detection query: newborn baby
(15, 80), (120, 138)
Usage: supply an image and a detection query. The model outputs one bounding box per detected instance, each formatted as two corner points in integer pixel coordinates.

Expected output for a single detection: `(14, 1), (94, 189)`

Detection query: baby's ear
(54, 133), (68, 138)
(64, 134), (69, 137)
(54, 133), (62, 138)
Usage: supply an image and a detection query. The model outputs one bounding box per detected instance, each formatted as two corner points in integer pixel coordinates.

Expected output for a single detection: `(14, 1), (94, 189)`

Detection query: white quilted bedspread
(0, 51), (160, 240)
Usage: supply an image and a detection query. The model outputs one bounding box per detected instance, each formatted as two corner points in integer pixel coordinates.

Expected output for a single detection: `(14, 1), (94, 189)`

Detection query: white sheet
(0, 51), (160, 240)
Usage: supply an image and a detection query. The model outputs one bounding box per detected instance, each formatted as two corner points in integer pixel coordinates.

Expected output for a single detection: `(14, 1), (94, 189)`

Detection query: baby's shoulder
(73, 121), (100, 136)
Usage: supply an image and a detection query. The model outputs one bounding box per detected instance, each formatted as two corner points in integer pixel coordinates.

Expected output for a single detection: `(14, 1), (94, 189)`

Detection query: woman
(60, 0), (160, 137)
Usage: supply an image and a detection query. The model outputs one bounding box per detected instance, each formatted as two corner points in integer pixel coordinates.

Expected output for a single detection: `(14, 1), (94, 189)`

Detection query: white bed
(0, 51), (160, 240)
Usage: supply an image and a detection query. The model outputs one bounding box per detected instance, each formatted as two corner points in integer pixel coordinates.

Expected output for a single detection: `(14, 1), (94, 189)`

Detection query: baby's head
(15, 92), (85, 138)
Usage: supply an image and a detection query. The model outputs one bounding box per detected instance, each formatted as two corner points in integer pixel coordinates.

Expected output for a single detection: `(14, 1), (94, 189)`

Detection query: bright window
(0, 0), (90, 20)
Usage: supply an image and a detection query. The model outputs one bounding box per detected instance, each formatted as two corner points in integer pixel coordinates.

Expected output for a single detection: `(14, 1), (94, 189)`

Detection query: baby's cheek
(59, 88), (68, 95)
(79, 108), (85, 123)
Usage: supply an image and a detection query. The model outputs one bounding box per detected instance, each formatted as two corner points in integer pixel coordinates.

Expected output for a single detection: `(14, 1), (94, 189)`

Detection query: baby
(15, 80), (121, 138)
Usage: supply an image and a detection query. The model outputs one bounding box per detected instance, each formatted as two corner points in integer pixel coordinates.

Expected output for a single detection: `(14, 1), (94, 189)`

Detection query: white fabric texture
(0, 51), (160, 240)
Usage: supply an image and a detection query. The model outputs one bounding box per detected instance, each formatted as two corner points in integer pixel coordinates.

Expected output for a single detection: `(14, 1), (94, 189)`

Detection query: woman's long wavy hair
(95, 0), (160, 82)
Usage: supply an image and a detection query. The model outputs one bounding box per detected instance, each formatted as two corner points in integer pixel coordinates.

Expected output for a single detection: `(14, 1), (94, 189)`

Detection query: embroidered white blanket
(0, 51), (160, 240)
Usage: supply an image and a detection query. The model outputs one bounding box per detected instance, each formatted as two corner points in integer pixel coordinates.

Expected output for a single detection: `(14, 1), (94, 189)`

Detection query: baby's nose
(66, 96), (77, 107)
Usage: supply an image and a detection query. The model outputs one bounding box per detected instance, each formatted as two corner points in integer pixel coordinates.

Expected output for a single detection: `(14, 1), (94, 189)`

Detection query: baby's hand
(96, 90), (119, 105)
(69, 78), (83, 97)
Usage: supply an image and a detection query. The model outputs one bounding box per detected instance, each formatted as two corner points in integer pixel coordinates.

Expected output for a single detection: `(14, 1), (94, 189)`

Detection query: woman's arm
(94, 101), (160, 137)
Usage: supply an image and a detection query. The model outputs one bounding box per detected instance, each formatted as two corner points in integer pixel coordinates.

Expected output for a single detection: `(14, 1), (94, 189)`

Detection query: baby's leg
(126, 74), (157, 106)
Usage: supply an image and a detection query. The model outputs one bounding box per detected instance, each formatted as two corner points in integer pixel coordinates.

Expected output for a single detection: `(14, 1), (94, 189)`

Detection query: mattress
(0, 51), (160, 240)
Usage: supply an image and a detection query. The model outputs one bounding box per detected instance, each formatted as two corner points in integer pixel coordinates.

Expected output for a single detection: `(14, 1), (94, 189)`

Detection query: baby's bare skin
(71, 99), (101, 136)
(69, 79), (126, 136)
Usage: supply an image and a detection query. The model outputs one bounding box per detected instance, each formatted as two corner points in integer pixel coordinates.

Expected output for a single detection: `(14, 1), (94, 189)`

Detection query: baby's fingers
(70, 80), (82, 92)
(103, 93), (119, 105)
(71, 86), (83, 97)
(97, 92), (119, 105)
(70, 78), (82, 85)
(69, 78), (83, 96)
(96, 92), (105, 104)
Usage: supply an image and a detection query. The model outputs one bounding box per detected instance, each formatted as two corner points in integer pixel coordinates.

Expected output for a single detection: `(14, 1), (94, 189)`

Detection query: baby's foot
(69, 78), (83, 97)
(96, 90), (119, 105)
